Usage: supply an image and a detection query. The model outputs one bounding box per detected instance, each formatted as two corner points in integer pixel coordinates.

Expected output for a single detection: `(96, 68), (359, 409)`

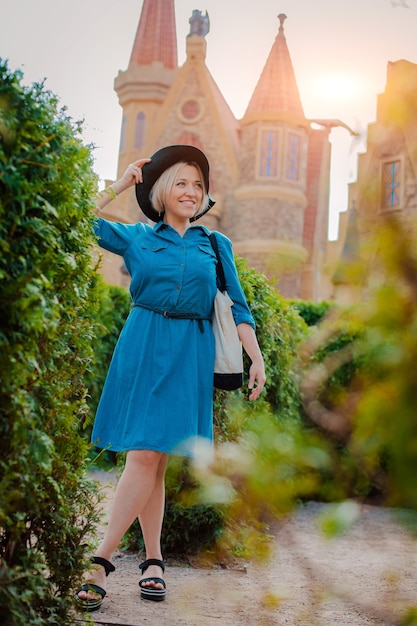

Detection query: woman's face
(163, 164), (204, 226)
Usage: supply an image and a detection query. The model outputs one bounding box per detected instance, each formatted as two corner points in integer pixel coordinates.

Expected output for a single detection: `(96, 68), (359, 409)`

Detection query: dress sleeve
(214, 232), (256, 330)
(94, 218), (145, 255)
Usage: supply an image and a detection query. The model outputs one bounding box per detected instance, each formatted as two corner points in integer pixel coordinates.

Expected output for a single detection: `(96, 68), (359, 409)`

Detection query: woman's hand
(248, 358), (266, 401)
(116, 158), (151, 192)
(237, 323), (266, 401)
(95, 158), (151, 214)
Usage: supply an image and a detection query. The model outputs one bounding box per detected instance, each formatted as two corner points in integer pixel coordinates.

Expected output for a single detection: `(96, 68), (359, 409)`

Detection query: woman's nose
(184, 184), (196, 196)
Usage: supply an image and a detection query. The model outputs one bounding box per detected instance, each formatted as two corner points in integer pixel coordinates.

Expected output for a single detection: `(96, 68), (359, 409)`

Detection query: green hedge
(0, 61), (100, 625)
(290, 299), (331, 327)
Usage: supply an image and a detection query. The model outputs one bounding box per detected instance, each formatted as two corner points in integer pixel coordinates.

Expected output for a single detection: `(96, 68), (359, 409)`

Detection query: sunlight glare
(317, 73), (360, 101)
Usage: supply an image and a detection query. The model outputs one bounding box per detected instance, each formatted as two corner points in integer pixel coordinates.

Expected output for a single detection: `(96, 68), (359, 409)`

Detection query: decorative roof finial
(278, 13), (287, 32)
(188, 10), (210, 37)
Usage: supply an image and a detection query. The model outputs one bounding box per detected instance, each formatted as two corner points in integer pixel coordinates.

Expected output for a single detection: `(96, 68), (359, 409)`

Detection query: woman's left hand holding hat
(118, 158), (152, 191)
(95, 158), (151, 214)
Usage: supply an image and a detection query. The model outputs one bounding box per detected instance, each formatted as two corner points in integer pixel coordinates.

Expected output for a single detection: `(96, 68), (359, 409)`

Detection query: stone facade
(333, 59), (417, 303)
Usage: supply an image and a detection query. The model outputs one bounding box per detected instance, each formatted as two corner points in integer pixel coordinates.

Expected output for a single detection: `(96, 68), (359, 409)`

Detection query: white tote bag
(212, 289), (244, 390)
(208, 233), (244, 390)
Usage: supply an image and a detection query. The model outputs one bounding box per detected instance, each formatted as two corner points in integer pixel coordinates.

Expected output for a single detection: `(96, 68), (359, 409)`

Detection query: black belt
(132, 303), (210, 332)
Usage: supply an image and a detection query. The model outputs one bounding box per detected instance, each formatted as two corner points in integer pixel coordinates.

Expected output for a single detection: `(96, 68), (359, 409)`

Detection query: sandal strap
(139, 577), (166, 589)
(91, 556), (115, 576)
(78, 583), (107, 599)
(139, 558), (165, 574)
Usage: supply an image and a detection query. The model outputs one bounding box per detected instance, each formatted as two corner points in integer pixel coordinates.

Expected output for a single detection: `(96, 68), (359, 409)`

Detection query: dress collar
(153, 221), (212, 236)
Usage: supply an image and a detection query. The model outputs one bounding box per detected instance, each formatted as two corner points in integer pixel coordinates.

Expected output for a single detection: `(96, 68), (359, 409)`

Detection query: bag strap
(208, 232), (226, 292)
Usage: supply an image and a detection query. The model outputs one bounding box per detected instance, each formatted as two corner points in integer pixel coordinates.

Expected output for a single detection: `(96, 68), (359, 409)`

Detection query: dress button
(176, 286), (180, 290)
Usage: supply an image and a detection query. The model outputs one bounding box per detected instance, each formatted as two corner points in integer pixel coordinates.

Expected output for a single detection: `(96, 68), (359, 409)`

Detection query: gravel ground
(74, 471), (417, 626)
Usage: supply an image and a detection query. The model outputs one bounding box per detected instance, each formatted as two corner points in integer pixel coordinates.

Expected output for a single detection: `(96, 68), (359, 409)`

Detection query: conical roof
(129, 0), (178, 69)
(245, 14), (304, 118)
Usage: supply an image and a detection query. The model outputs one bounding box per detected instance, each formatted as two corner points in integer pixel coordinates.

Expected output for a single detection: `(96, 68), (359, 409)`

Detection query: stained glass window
(259, 130), (279, 177)
(382, 160), (401, 208)
(286, 132), (301, 181)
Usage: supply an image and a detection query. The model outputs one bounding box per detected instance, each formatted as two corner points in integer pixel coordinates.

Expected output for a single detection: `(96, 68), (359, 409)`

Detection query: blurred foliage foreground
(183, 215), (417, 625)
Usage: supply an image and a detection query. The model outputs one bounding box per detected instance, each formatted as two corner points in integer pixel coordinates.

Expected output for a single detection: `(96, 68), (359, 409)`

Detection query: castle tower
(232, 14), (311, 295)
(147, 9), (241, 232)
(114, 0), (178, 223)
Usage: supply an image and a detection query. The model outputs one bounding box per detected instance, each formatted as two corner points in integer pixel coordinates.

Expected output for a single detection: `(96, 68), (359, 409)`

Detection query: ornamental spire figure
(188, 10), (210, 37)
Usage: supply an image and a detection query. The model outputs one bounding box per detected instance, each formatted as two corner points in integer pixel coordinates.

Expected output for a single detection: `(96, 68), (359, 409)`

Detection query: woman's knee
(126, 449), (165, 470)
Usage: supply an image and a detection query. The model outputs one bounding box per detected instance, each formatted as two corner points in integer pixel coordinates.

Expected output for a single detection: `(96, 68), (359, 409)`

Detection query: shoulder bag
(208, 233), (244, 391)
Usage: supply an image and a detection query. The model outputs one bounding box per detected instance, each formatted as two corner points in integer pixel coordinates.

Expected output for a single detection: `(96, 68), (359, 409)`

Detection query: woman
(76, 145), (266, 610)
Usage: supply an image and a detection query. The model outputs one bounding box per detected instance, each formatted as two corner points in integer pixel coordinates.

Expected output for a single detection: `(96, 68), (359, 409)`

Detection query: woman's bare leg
(138, 454), (169, 588)
(78, 449), (167, 600)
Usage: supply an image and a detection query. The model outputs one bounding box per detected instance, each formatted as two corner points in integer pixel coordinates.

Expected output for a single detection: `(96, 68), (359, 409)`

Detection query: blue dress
(92, 219), (255, 456)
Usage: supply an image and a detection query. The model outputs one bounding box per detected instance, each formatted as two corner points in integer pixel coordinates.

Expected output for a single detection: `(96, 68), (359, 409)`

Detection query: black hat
(135, 144), (215, 222)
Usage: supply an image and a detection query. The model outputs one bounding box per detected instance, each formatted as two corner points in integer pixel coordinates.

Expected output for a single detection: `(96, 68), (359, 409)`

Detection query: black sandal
(139, 558), (166, 602)
(75, 556), (115, 612)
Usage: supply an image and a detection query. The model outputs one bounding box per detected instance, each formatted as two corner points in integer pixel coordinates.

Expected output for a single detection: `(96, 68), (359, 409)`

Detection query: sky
(1, 0), (416, 239)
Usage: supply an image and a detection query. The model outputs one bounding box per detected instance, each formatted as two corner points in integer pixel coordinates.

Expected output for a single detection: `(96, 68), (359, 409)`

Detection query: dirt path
(75, 471), (417, 626)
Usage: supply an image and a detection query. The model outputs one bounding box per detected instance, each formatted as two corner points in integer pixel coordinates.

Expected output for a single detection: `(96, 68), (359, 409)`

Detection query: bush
(345, 218), (417, 507)
(298, 216), (417, 505)
(290, 299), (331, 327)
(217, 257), (308, 428)
(0, 61), (100, 624)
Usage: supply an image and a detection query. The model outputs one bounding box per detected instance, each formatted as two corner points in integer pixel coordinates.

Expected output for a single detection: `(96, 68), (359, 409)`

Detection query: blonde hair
(150, 161), (209, 217)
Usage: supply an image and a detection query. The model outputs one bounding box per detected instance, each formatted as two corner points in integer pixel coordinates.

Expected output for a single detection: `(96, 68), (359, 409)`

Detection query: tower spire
(278, 13), (287, 31)
(129, 0), (178, 69)
(244, 13), (304, 118)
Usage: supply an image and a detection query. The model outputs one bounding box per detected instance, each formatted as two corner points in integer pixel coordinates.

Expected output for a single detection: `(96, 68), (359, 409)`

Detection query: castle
(98, 0), (417, 304)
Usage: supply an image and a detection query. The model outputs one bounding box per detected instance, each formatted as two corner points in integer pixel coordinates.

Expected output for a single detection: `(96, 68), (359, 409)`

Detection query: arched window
(286, 132), (301, 181)
(382, 160), (401, 209)
(259, 130), (279, 177)
(134, 112), (145, 150)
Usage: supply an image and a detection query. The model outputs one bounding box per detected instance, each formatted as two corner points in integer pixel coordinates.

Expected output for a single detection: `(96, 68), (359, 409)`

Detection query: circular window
(178, 99), (204, 123)
(181, 100), (200, 119)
